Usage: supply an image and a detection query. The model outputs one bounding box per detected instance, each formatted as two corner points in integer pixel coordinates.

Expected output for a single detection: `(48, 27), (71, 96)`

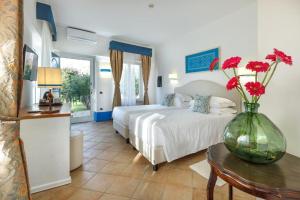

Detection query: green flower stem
(262, 61), (276, 85)
(255, 62), (279, 103)
(233, 68), (249, 103)
(223, 70), (248, 103)
(264, 62), (279, 88)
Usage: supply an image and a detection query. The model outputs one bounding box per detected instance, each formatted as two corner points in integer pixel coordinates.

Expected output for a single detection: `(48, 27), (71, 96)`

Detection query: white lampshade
(37, 67), (62, 88)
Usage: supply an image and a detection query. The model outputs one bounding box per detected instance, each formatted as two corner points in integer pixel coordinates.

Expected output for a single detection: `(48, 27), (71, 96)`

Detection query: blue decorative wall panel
(109, 40), (152, 57)
(36, 2), (57, 41)
(185, 48), (219, 73)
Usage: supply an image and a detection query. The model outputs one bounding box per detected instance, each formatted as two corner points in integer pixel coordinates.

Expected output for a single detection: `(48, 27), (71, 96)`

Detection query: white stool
(70, 131), (83, 171)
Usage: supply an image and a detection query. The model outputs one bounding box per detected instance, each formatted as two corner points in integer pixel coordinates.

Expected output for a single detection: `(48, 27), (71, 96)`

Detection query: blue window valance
(36, 2), (57, 41)
(109, 41), (152, 57)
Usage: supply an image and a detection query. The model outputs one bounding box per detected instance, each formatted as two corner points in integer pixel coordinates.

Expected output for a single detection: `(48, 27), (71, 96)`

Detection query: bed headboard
(174, 80), (242, 112)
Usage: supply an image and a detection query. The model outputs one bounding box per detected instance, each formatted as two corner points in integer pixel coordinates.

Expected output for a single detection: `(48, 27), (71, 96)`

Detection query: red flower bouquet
(210, 48), (293, 104)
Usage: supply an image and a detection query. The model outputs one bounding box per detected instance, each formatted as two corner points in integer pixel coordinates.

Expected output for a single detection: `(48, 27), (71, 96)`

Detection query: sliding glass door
(60, 53), (94, 123)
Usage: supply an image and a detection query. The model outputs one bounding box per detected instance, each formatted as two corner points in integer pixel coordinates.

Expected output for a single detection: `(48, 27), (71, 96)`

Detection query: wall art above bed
(185, 47), (219, 73)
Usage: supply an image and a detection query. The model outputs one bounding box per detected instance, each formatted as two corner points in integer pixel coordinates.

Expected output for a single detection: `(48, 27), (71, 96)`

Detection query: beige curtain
(0, 0), (31, 199)
(110, 50), (123, 108)
(141, 55), (151, 105)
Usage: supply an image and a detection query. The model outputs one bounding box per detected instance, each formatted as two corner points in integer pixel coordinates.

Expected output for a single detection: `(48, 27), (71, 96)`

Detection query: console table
(207, 143), (300, 200)
(20, 104), (71, 193)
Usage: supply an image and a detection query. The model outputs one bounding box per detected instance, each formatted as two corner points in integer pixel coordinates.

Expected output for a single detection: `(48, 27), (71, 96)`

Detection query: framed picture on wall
(51, 52), (60, 68)
(23, 44), (38, 81)
(185, 47), (219, 73)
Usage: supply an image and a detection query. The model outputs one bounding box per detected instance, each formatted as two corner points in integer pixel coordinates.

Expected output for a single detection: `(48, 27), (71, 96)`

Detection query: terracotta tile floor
(32, 121), (255, 200)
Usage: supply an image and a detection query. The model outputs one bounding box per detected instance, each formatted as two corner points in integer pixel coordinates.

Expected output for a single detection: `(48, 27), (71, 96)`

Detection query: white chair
(70, 131), (83, 171)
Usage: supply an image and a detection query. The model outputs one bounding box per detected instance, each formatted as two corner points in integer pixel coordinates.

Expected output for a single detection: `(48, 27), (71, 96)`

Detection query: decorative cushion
(192, 95), (211, 114)
(161, 93), (175, 106)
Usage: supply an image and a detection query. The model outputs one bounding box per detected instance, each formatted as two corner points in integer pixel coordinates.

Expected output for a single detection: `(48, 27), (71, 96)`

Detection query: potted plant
(210, 49), (293, 164)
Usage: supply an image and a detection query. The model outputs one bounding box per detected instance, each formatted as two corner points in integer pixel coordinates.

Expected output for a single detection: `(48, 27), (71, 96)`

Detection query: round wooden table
(207, 143), (300, 200)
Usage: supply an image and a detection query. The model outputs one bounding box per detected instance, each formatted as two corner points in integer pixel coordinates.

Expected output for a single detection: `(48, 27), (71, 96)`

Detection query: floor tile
(161, 184), (193, 200)
(166, 168), (193, 187)
(106, 176), (141, 197)
(67, 189), (102, 200)
(70, 170), (96, 187)
(132, 181), (164, 200)
(100, 161), (129, 175)
(122, 163), (149, 178)
(82, 158), (109, 172)
(82, 173), (117, 192)
(96, 150), (120, 161)
(99, 194), (130, 200)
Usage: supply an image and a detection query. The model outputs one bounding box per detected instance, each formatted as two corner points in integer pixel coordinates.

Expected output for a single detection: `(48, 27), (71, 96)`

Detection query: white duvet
(129, 109), (234, 162)
(112, 104), (177, 126)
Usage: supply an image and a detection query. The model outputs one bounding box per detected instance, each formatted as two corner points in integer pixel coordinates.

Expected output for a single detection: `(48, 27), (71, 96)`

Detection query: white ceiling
(49, 0), (255, 45)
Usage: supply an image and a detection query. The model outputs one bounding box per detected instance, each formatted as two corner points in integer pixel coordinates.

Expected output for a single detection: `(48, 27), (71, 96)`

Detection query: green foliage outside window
(61, 68), (91, 110)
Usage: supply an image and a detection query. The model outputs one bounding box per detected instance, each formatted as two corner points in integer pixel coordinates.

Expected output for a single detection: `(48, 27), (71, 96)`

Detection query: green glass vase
(224, 103), (286, 164)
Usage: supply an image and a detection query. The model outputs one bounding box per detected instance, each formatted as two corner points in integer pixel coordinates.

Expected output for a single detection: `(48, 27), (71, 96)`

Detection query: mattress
(128, 109), (234, 162)
(112, 104), (176, 127)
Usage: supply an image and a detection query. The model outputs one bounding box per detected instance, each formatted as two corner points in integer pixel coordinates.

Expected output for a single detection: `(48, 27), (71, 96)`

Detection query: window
(120, 62), (143, 106)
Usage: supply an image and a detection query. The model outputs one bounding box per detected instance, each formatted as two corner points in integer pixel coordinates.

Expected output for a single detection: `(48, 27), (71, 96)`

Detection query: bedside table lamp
(37, 67), (62, 113)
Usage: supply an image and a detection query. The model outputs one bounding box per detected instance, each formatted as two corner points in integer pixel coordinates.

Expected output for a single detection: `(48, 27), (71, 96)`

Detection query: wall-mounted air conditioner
(67, 27), (98, 45)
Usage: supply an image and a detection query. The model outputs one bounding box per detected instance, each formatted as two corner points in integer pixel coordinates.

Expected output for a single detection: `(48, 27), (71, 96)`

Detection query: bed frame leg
(132, 146), (136, 150)
(115, 130), (119, 134)
(126, 138), (130, 143)
(152, 164), (158, 171)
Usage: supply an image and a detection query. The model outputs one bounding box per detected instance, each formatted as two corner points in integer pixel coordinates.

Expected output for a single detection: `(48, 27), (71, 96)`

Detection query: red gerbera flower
(246, 61), (270, 72)
(266, 54), (276, 62)
(222, 56), (242, 70)
(274, 48), (293, 65)
(245, 82), (265, 97)
(209, 58), (219, 71)
(226, 76), (240, 90)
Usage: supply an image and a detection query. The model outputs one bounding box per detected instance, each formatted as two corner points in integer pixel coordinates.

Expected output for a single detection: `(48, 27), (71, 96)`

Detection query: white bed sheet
(128, 109), (234, 162)
(112, 104), (177, 127)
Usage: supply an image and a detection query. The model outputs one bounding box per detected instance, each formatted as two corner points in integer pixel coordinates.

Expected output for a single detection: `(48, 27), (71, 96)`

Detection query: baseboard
(30, 177), (71, 193)
(94, 111), (112, 122)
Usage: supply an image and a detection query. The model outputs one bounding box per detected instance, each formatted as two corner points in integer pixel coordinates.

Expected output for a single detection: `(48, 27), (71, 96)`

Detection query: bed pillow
(210, 96), (236, 108)
(174, 93), (193, 108)
(161, 93), (175, 106)
(192, 95), (211, 114)
(210, 107), (237, 115)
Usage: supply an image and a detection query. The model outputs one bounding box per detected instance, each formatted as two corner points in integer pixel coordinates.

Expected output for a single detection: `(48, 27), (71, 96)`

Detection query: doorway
(60, 53), (94, 123)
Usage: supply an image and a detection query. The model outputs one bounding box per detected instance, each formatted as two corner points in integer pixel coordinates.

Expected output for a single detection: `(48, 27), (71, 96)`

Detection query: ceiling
(49, 0), (255, 45)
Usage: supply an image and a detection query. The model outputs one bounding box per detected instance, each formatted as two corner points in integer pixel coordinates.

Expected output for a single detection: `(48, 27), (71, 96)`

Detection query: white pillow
(174, 93), (193, 108)
(210, 107), (237, 115)
(210, 96), (236, 108)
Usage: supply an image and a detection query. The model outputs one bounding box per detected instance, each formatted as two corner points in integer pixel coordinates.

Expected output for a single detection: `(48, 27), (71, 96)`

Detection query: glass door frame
(59, 52), (95, 124)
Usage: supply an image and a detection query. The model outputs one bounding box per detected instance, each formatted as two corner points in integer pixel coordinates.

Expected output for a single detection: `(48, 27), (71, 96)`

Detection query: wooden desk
(19, 104), (71, 120)
(207, 143), (300, 200)
(20, 104), (71, 193)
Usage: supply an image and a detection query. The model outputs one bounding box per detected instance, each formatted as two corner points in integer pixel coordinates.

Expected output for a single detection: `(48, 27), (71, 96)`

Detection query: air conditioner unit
(67, 27), (98, 45)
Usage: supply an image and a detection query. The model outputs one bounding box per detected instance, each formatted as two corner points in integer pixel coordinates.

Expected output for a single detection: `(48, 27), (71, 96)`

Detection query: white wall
(53, 25), (110, 57)
(155, 2), (257, 103)
(258, 0), (300, 157)
(22, 0), (42, 107)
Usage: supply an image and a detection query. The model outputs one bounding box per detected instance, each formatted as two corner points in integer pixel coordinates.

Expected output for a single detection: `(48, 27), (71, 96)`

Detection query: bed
(112, 104), (178, 141)
(128, 80), (241, 170)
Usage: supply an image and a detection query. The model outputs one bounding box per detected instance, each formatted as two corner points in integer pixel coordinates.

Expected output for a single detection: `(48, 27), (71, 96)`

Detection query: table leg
(207, 166), (217, 200)
(229, 185), (233, 200)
